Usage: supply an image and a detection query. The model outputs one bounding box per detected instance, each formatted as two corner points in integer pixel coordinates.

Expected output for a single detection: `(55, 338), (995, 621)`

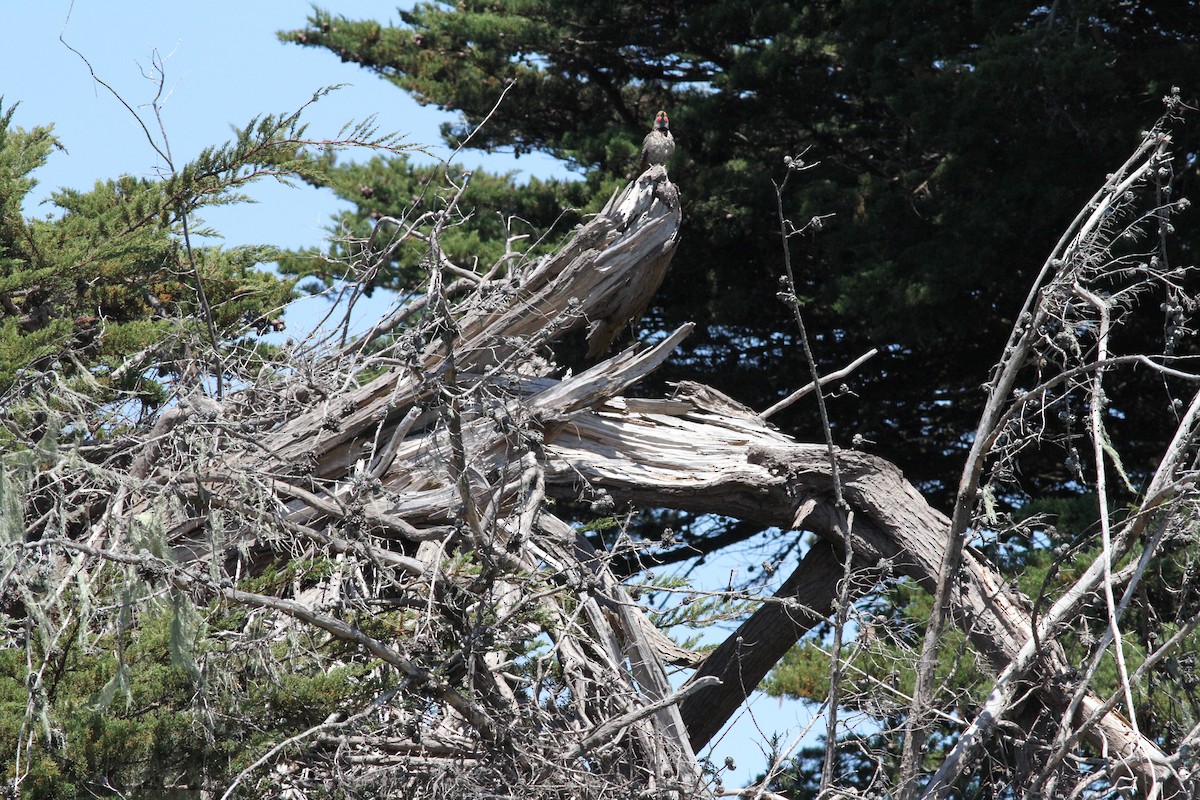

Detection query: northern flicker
(638, 110), (674, 175)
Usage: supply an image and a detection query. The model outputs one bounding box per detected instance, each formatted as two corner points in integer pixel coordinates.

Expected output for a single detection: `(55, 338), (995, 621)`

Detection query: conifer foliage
(1, 101), (294, 415)
(280, 1), (1200, 503)
(6, 5), (1200, 799)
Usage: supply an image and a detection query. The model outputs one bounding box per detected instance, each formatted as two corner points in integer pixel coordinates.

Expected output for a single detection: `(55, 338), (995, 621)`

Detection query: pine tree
(0, 92), (418, 796)
(279, 1), (1200, 506)
(0, 92), (410, 436)
(275, 6), (1200, 788)
(0, 100), (299, 421)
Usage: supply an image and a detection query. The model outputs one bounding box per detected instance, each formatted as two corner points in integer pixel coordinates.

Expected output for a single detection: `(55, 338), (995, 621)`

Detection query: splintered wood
(33, 158), (1189, 799)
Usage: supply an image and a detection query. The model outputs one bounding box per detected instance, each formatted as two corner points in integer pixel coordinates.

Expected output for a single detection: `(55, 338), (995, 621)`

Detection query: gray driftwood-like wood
(234, 164), (1171, 793)
(538, 384), (1180, 795)
(46, 159), (1187, 797)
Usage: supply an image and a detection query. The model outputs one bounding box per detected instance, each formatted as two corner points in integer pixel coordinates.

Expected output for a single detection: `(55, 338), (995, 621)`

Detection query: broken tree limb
(17, 115), (1195, 800)
(919, 392), (1200, 799)
(539, 383), (1179, 794)
(149, 160), (1178, 794)
(760, 347), (879, 419)
(257, 164), (681, 481)
(680, 538), (845, 750)
(568, 676), (722, 760)
(12, 163), (705, 798)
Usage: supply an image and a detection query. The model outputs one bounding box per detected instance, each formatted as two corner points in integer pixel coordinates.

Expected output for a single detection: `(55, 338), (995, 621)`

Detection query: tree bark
(240, 161), (1177, 792)
(538, 382), (1179, 794)
(24, 158), (1189, 798)
(680, 538), (844, 751)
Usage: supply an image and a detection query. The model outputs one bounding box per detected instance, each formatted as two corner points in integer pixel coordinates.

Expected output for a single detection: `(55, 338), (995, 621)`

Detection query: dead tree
(5, 102), (1200, 799)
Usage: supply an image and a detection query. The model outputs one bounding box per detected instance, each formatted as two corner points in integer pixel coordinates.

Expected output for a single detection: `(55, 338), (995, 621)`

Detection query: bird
(637, 110), (674, 175)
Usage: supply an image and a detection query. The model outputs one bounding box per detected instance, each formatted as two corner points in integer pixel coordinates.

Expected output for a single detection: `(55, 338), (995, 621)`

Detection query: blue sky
(3, 2), (569, 242)
(2, 1), (820, 787)
(2, 1), (569, 333)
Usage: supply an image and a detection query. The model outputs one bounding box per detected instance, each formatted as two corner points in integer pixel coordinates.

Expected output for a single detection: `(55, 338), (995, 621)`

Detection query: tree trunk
(14, 159), (1192, 799)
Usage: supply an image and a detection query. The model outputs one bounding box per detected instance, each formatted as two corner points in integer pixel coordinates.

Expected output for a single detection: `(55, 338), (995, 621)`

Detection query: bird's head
(654, 110), (670, 130)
